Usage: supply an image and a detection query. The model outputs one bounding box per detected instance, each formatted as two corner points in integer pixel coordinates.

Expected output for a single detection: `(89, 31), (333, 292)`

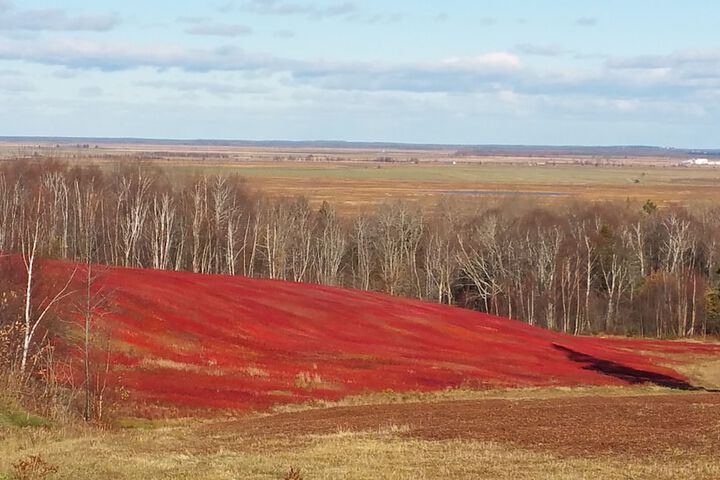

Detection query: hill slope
(33, 260), (720, 413)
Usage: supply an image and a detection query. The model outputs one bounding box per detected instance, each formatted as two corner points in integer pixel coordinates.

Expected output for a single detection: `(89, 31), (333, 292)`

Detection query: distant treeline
(1, 159), (719, 338)
(4, 137), (720, 157)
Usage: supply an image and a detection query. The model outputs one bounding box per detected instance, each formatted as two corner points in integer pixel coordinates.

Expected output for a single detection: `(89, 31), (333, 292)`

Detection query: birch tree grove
(150, 193), (173, 270)
(313, 202), (346, 286)
(19, 189), (76, 376)
(1, 160), (720, 341)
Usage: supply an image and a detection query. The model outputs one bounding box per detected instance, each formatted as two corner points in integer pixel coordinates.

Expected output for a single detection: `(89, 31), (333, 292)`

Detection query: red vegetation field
(27, 260), (720, 413)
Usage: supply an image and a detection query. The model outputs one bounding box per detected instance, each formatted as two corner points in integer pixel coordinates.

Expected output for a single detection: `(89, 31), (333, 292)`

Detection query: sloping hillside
(26, 260), (720, 413)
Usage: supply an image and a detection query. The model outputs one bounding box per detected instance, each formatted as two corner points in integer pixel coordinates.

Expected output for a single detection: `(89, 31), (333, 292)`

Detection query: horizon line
(2, 135), (719, 153)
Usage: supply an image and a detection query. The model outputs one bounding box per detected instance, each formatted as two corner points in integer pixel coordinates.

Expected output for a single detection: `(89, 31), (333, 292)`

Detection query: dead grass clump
(294, 372), (325, 390)
(282, 466), (303, 480)
(244, 366), (269, 378)
(11, 455), (58, 480)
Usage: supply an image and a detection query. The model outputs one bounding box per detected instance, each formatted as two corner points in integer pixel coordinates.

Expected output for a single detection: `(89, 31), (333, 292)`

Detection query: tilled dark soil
(206, 393), (720, 457)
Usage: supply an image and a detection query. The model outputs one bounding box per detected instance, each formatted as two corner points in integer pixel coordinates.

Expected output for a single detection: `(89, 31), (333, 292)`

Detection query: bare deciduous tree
(20, 190), (76, 376)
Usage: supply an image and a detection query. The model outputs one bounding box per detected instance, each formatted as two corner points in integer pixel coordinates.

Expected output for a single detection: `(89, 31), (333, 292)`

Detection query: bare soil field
(213, 392), (720, 458)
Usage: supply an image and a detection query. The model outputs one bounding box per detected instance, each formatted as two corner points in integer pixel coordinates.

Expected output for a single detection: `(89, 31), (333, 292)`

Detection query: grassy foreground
(2, 427), (716, 480)
(1, 386), (719, 480)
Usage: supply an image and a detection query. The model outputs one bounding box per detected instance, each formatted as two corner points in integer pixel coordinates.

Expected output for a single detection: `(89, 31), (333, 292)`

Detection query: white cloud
(0, 77), (33, 92)
(78, 86), (103, 97)
(185, 23), (252, 37)
(178, 16), (252, 37)
(607, 49), (720, 71)
(0, 4), (119, 32)
(0, 36), (716, 120)
(239, 0), (357, 19)
(576, 17), (597, 27)
(0, 38), (290, 72)
(441, 53), (521, 71)
(515, 44), (568, 57)
(136, 79), (270, 97)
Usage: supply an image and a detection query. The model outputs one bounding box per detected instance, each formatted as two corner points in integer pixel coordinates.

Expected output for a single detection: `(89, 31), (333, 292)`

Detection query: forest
(1, 159), (719, 345)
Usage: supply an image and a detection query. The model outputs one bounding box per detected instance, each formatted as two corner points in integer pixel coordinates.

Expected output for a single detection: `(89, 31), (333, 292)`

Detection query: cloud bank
(0, 2), (119, 32)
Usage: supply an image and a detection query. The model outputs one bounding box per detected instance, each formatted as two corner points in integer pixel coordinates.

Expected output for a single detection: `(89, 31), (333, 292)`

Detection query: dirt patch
(207, 393), (720, 458)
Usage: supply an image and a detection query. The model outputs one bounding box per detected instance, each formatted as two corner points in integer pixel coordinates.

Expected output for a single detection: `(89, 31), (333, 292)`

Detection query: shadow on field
(552, 344), (710, 391)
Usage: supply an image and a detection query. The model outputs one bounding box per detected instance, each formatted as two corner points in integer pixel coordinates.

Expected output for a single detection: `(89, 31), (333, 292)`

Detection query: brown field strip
(207, 392), (720, 458)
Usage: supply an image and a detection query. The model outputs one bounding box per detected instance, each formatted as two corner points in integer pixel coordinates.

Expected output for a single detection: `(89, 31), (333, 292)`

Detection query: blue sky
(1, 0), (719, 147)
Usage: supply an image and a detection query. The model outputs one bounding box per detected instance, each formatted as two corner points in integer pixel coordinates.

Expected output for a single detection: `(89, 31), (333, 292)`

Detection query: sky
(0, 0), (719, 147)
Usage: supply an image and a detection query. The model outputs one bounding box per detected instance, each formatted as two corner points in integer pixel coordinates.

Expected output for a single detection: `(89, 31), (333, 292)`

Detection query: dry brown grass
(10, 146), (718, 211)
(270, 384), (681, 414)
(672, 357), (720, 390)
(293, 371), (340, 391)
(244, 366), (270, 378)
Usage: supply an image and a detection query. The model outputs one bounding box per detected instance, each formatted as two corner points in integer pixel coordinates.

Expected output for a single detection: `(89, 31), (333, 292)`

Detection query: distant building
(681, 158), (720, 166)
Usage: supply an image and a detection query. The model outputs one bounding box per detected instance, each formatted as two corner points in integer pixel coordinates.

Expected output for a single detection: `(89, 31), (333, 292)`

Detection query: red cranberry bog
(37, 259), (720, 416)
